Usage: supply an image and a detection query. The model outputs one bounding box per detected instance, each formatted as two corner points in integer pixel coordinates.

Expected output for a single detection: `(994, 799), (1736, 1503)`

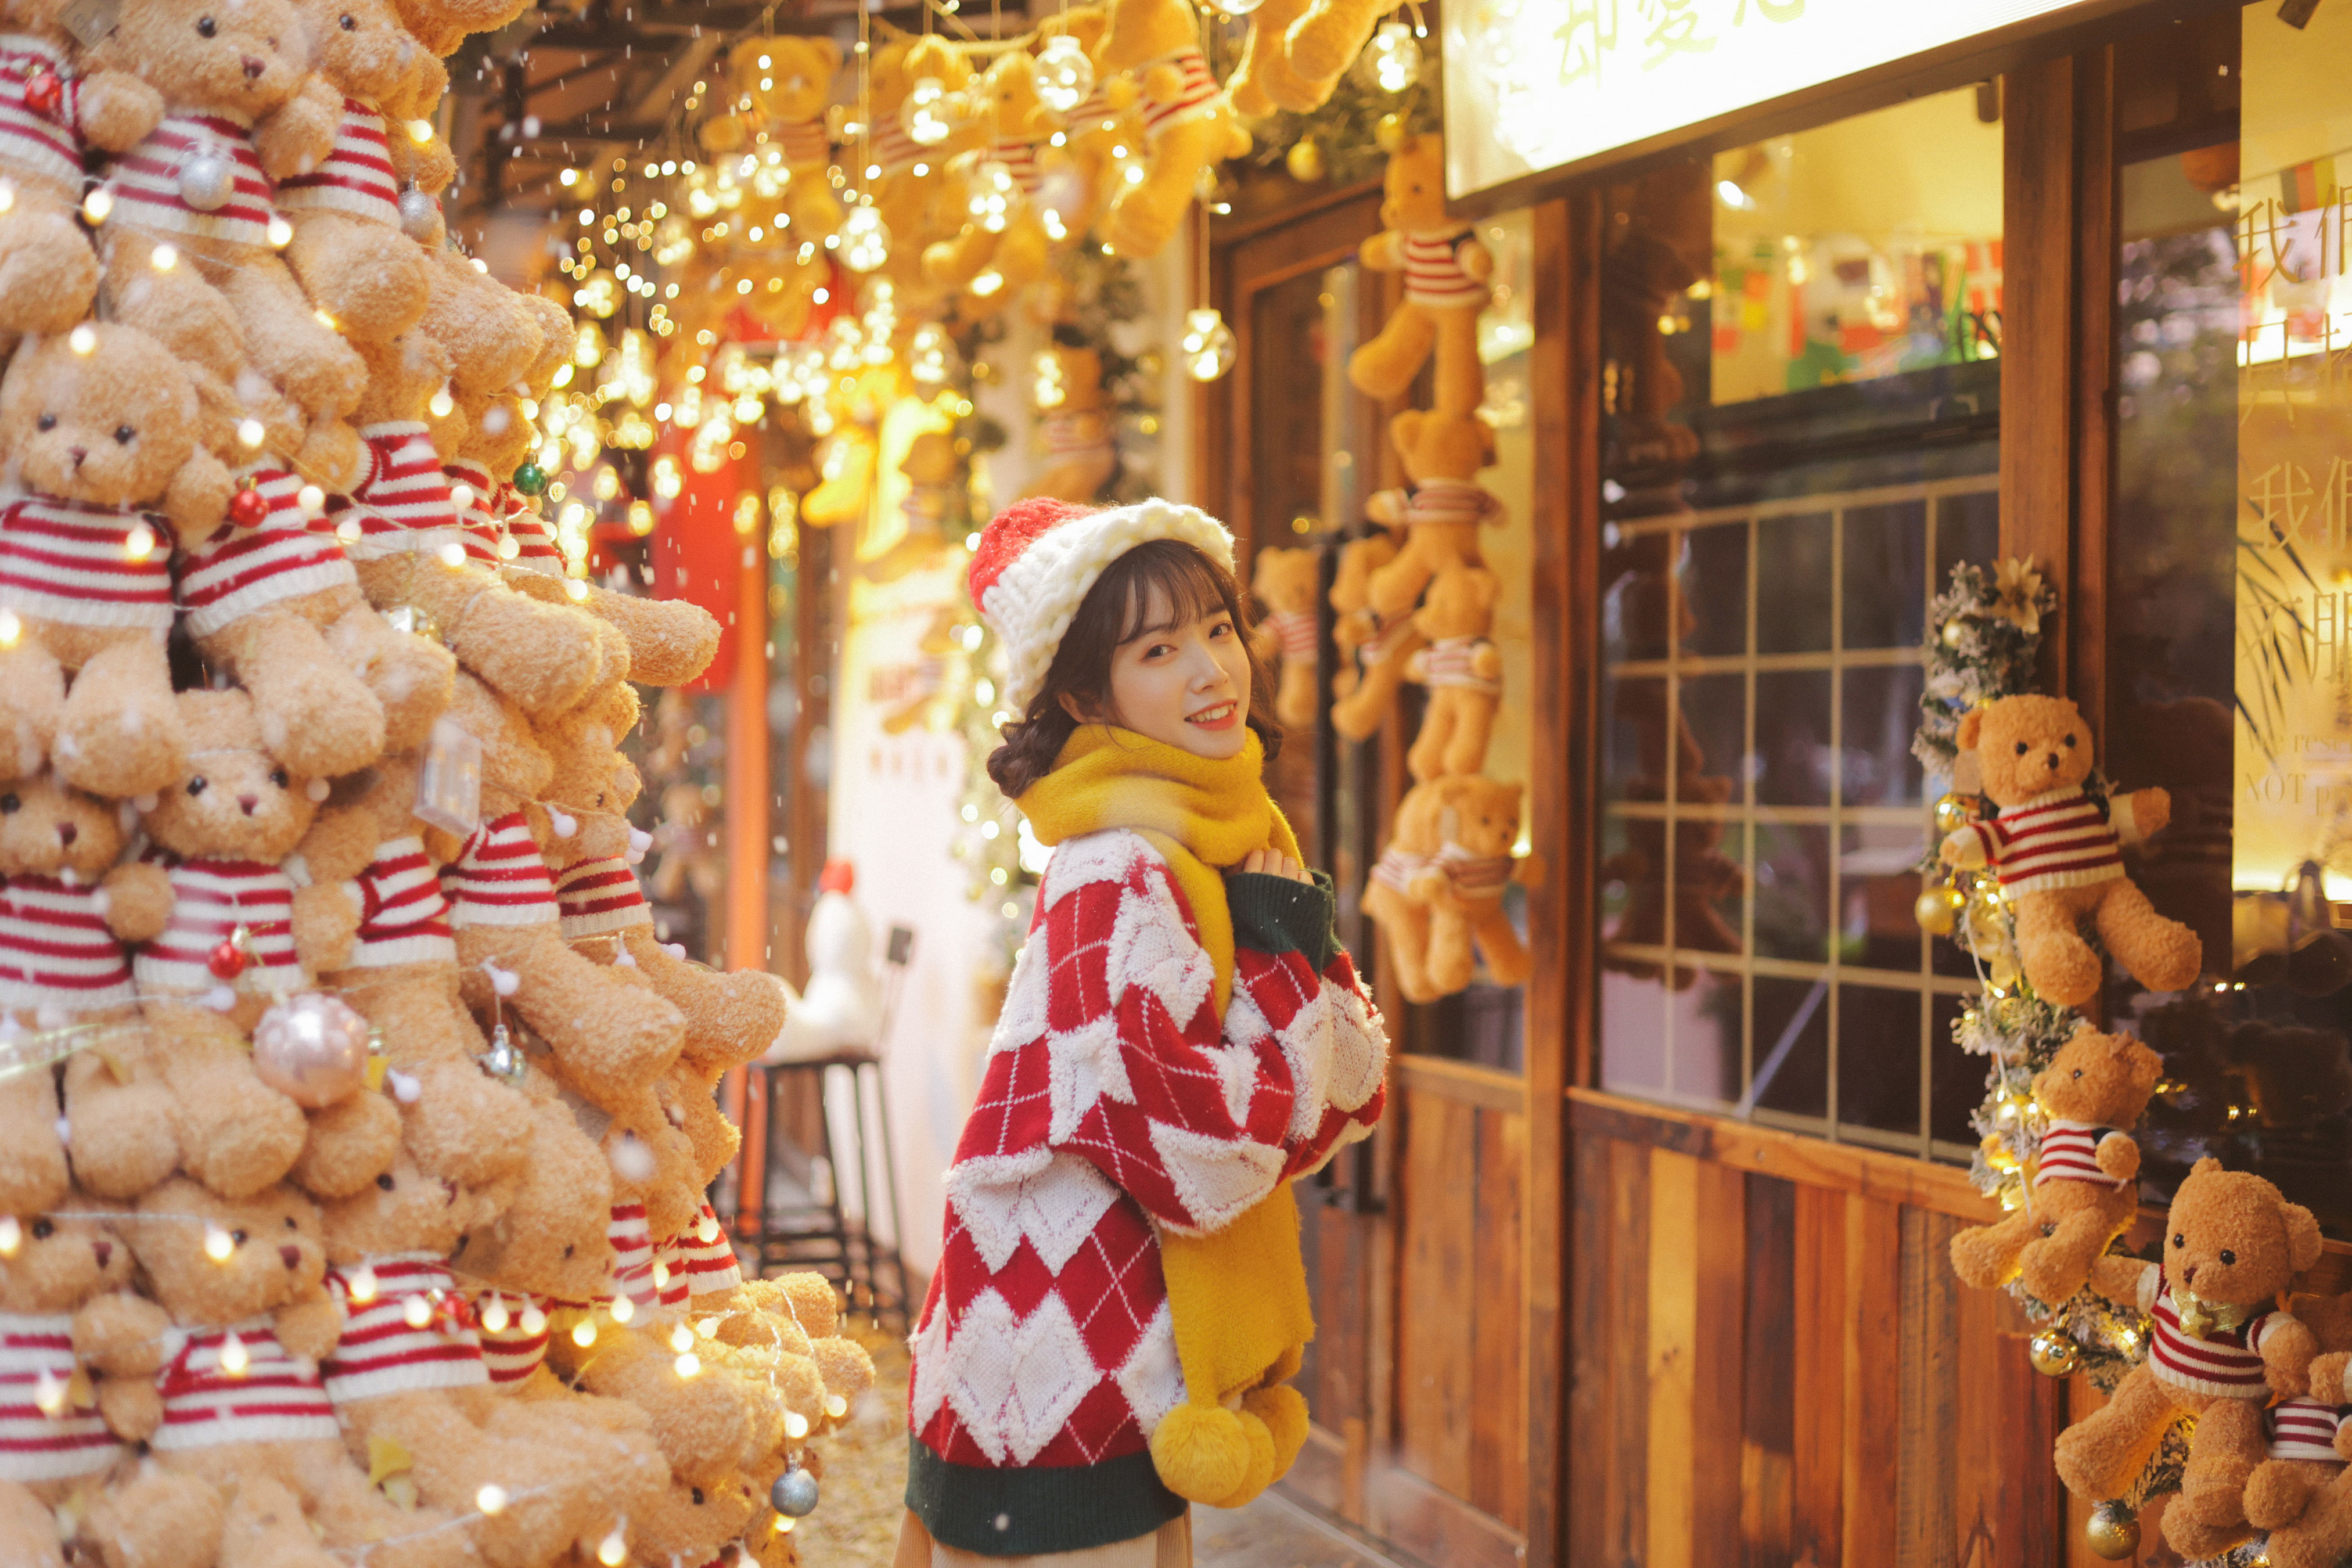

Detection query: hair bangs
(1107, 540), (1236, 645)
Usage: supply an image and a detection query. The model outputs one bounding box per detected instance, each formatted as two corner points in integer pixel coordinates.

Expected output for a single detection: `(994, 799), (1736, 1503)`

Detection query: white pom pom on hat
(965, 497), (1235, 716)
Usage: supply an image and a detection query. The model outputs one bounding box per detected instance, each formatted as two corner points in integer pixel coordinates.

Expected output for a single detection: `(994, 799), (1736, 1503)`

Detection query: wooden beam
(2069, 46), (2117, 738)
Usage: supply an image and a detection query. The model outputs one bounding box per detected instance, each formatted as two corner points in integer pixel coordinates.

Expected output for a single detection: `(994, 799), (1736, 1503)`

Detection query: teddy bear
(1027, 4), (1126, 247)
(1347, 133), (1492, 409)
(1249, 546), (1321, 732)
(0, 1203), (223, 1568)
(2054, 1158), (2322, 1560)
(416, 243), (549, 408)
(438, 673), (686, 1117)
(1363, 775), (1534, 1001)
(1098, 0), (1251, 261)
(1363, 407), (1501, 625)
(706, 35), (843, 244)
(1281, 0), (1402, 105)
(1401, 564), (1502, 781)
(2239, 1358), (2352, 1568)
(83, 1177), (464, 1568)
(336, 330), (613, 719)
(1327, 533), (1425, 741)
(1947, 1026), (2162, 1304)
(269, 0), (440, 346)
(87, 0), (368, 438)
(922, 49), (1055, 303)
(800, 367), (896, 529)
(861, 429), (965, 584)
(389, 0), (531, 57)
(864, 33), (983, 297)
(315, 1150), (667, 1568)
(1022, 343), (1119, 503)
(0, 774), (171, 1217)
(0, 4), (161, 336)
(1939, 694), (2204, 1007)
(0, 323), (230, 797)
(64, 689), (400, 1204)
(1226, 0), (1324, 117)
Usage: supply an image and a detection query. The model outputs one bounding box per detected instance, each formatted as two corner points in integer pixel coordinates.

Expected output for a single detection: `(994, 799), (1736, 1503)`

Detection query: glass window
(1596, 88), (2001, 1159)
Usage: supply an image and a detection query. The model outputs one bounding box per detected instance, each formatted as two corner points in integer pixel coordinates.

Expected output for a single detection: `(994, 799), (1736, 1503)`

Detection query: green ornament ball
(512, 462), (548, 497)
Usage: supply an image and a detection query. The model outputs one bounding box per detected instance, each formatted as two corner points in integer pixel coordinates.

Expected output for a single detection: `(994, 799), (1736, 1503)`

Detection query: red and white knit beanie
(966, 497), (1233, 715)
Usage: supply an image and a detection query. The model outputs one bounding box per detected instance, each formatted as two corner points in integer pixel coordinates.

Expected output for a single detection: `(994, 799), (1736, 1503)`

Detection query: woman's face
(1066, 582), (1255, 760)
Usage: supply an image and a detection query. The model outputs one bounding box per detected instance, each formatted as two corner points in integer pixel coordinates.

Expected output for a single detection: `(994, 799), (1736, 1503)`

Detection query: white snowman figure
(771, 859), (884, 1060)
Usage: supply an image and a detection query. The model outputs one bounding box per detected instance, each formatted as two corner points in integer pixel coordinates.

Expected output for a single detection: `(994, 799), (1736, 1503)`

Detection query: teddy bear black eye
(283, 1215), (296, 1229)
(196, 16), (217, 35)
(2219, 1249), (2236, 1266)
(375, 1173), (395, 1191)
(269, 767), (289, 789)
(562, 1243), (574, 1259)
(229, 1228), (247, 1245)
(691, 1489), (706, 1506)
(113, 425), (134, 445)
(2072, 1068), (2082, 1078)
(30, 1218), (51, 1240)
(187, 777), (207, 796)
(0, 794), (16, 814)
(2173, 1232), (2186, 1247)
(35, 414), (53, 431)
(2014, 741), (2030, 756)
(340, 11), (355, 24)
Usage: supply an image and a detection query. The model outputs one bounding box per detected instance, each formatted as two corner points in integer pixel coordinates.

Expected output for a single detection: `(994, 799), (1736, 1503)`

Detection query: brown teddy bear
(1947, 1026), (2162, 1304)
(389, 0), (531, 57)
(0, 1204), (219, 1568)
(1402, 564), (1502, 781)
(1022, 344), (1119, 504)
(1363, 407), (1500, 625)
(1250, 546), (1321, 733)
(2240, 1358), (2352, 1568)
(0, 323), (231, 797)
(439, 673), (686, 1117)
(707, 35), (843, 243)
(1939, 694), (2203, 1007)
(0, 5), (161, 336)
(452, 1089), (620, 1392)
(1364, 775), (1534, 1001)
(862, 34), (981, 299)
(0, 774), (168, 1216)
(337, 330), (613, 718)
(316, 1151), (667, 1568)
(85, 1177), (463, 1568)
(2055, 1157), (2322, 1560)
(1328, 533), (1425, 742)
(67, 690), (397, 1204)
(1348, 133), (1491, 410)
(1281, 0), (1402, 105)
(922, 50), (1056, 303)
(1098, 0), (1251, 260)
(1227, 0), (1322, 116)
(88, 0), (368, 438)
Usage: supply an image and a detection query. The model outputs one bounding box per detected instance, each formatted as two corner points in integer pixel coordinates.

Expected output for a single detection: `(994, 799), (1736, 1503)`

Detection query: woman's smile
(1186, 700), (1239, 731)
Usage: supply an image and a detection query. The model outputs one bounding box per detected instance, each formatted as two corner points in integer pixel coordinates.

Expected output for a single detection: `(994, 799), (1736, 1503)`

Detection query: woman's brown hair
(986, 537), (1283, 799)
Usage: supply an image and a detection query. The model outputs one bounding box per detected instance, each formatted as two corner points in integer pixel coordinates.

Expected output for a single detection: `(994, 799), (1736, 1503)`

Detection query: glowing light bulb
(149, 243), (177, 271)
(597, 1529), (627, 1566)
(1032, 35), (1094, 115)
(825, 1394), (847, 1418)
(481, 1295), (509, 1333)
(204, 1225), (235, 1262)
(838, 204), (889, 273)
(521, 1302), (546, 1335)
(123, 522), (155, 562)
(436, 541), (466, 567)
(0, 184), (13, 214)
(218, 1332), (250, 1376)
(476, 1485), (508, 1516)
(0, 611), (19, 649)
(404, 1294), (433, 1329)
(696, 1214), (720, 1243)
(1362, 20), (1420, 92)
(1180, 307), (1237, 381)
(783, 1412), (810, 1438)
(696, 1317), (720, 1337)
(297, 484), (324, 513)
(564, 578), (589, 602)
(267, 215), (292, 248)
(429, 386), (455, 418)
(409, 120), (436, 145)
(674, 1352), (700, 1377)
(669, 1322), (695, 1354)
(0, 1217), (19, 1257)
(348, 1267), (379, 1304)
(900, 77), (954, 147)
(81, 188), (110, 223)
(67, 323), (94, 355)
(237, 419), (265, 449)
(32, 1367), (66, 1416)
(571, 1319), (597, 1347)
(609, 1294), (635, 1324)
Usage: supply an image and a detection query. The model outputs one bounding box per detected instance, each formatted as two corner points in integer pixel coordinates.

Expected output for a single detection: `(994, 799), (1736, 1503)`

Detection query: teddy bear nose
(242, 56), (266, 80)
(55, 822), (75, 845)
(2045, 752), (2060, 769)
(92, 1239), (110, 1265)
(237, 792), (258, 815)
(66, 445), (85, 467)
(279, 1243), (302, 1268)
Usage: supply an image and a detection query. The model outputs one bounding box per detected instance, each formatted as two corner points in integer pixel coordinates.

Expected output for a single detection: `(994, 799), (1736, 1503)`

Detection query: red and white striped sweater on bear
(907, 829), (1387, 1472)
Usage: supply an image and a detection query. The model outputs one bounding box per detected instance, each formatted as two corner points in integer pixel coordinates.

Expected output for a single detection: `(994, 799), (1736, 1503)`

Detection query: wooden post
(723, 504), (771, 1243)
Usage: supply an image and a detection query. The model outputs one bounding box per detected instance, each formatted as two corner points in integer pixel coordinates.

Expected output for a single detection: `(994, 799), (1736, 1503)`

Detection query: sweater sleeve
(1229, 933), (1389, 1181)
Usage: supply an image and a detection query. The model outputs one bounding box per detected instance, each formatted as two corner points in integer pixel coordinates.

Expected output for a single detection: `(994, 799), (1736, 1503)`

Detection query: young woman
(896, 499), (1390, 1567)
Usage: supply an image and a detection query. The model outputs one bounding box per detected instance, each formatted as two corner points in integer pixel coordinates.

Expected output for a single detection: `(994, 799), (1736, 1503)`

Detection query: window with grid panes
(1595, 87), (2005, 1159)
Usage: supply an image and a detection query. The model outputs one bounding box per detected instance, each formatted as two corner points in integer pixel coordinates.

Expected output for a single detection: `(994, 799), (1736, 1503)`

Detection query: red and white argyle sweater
(908, 829), (1387, 1470)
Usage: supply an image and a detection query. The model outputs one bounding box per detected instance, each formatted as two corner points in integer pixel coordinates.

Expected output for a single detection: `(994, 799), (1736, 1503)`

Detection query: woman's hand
(1241, 849), (1314, 884)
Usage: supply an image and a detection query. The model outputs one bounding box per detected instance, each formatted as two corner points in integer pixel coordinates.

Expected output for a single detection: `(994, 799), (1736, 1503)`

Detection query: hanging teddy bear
(1348, 131), (1491, 411)
(1098, 0), (1250, 260)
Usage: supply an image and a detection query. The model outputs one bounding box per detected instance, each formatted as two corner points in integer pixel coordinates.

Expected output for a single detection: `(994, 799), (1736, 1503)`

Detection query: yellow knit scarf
(1017, 724), (1316, 1508)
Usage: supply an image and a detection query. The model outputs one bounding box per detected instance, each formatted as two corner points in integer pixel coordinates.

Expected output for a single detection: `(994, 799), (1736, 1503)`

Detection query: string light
(0, 1216), (19, 1257)
(218, 1332), (250, 1376)
(203, 1224), (235, 1262)
(475, 1485), (508, 1516)
(596, 1528), (627, 1566)
(572, 1319), (598, 1347)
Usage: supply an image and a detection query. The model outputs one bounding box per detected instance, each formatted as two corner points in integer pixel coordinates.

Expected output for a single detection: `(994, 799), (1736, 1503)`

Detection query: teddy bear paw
(2157, 1505), (2258, 1563)
(2244, 1459), (2316, 1531)
(0, 211), (98, 336)
(2016, 1244), (2093, 1308)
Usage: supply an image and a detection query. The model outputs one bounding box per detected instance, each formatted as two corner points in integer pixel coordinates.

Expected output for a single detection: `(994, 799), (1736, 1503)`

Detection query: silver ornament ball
(477, 1023), (529, 1087)
(398, 188), (440, 242)
(771, 1465), (818, 1518)
(252, 993), (371, 1107)
(178, 152), (236, 212)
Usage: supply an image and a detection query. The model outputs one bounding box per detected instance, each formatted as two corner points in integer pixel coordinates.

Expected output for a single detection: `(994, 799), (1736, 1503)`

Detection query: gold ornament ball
(1914, 886), (1962, 936)
(1940, 617), (1968, 648)
(2027, 1330), (2080, 1379)
(2083, 1504), (2138, 1560)
(1285, 138), (1326, 182)
(1374, 112), (1409, 153)
(1933, 792), (1976, 835)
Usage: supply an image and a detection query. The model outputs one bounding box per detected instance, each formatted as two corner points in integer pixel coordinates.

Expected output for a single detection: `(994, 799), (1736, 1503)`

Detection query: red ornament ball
(24, 73), (61, 118)
(207, 940), (248, 980)
(227, 486), (270, 528)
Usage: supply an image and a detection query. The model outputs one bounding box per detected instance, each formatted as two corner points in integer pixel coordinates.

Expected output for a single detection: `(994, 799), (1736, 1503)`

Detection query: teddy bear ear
(1955, 706), (1984, 752)
(2283, 1200), (2323, 1274)
(2189, 1155), (2224, 1178)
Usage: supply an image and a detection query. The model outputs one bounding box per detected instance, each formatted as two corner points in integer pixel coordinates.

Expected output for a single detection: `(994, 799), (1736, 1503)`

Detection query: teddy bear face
(973, 49), (1051, 141)
(143, 691), (317, 863)
(1958, 694), (2096, 806)
(1436, 776), (1522, 856)
(2032, 1027), (2162, 1126)
(458, 1098), (613, 1300)
(0, 326), (200, 508)
(735, 35), (839, 125)
(1390, 407), (1494, 485)
(132, 1177), (325, 1323)
(448, 674), (555, 806)
(94, 0), (310, 116)
(458, 392), (535, 473)
(0, 774), (128, 881)
(354, 330), (456, 426)
(1250, 548), (1318, 618)
(2162, 1159), (2322, 1308)
(1379, 134), (1451, 232)
(0, 1210), (134, 1314)
(299, 0), (426, 100)
(1414, 565), (1498, 639)
(633, 1474), (763, 1565)
(871, 34), (972, 110)
(321, 1154), (493, 1264)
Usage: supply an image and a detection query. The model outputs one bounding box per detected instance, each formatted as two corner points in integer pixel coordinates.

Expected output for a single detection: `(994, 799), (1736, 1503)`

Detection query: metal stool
(750, 1049), (914, 1330)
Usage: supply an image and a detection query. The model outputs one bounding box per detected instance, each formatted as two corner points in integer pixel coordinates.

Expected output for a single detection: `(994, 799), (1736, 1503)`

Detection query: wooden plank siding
(1567, 1090), (2065, 1567)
